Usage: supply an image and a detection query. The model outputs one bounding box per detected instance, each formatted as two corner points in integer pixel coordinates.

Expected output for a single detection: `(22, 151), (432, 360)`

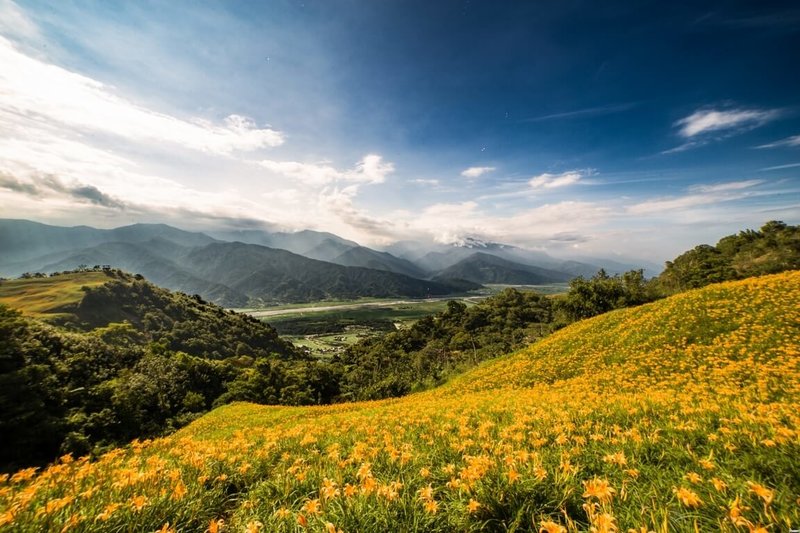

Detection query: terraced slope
(2, 272), (798, 532)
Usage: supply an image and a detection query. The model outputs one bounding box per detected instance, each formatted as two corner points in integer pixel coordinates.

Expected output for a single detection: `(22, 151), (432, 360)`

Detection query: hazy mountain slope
(0, 219), (216, 275)
(301, 238), (356, 262)
(208, 228), (359, 257)
(434, 252), (572, 284)
(38, 240), (249, 306)
(331, 246), (429, 278)
(183, 242), (477, 304)
(0, 219), (108, 267)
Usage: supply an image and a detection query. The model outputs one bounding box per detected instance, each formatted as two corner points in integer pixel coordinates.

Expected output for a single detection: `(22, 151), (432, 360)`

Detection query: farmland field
(249, 284), (568, 357)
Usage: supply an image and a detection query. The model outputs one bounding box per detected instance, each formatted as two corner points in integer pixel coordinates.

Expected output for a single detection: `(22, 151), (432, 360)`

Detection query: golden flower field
(2, 272), (799, 532)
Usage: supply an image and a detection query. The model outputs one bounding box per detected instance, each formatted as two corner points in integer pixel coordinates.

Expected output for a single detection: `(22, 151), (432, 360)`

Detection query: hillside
(3, 272), (797, 531)
(434, 252), (572, 285)
(0, 271), (352, 470)
(0, 271), (111, 317)
(183, 242), (477, 304)
(331, 245), (429, 278)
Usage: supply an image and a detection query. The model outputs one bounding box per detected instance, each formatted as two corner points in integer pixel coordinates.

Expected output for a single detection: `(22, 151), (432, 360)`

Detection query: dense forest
(1, 221), (797, 471)
(0, 272), (341, 471)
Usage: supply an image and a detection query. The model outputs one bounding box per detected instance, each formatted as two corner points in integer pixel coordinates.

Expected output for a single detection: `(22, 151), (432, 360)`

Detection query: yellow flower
(130, 495), (148, 512)
(418, 484), (434, 500)
(467, 498), (480, 514)
(728, 496), (751, 527)
(172, 480), (188, 501)
(591, 512), (617, 533)
(583, 478), (616, 503)
(710, 477), (727, 492)
(208, 518), (224, 533)
(683, 471), (702, 484)
(95, 503), (121, 521)
(508, 468), (521, 483)
(674, 487), (702, 508)
(302, 498), (322, 515)
(603, 452), (627, 466)
(539, 520), (566, 533)
(747, 481), (774, 505)
(423, 499), (439, 514)
(244, 521), (262, 533)
(274, 508), (291, 519)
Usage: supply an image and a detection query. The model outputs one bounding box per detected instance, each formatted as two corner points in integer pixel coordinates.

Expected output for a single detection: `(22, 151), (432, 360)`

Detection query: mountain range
(0, 219), (658, 306)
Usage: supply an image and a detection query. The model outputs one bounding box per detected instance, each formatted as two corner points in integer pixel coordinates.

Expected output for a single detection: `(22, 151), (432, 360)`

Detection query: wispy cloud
(461, 166), (495, 178)
(628, 179), (764, 214)
(0, 36), (283, 155)
(759, 162), (800, 171)
(259, 154), (394, 186)
(663, 106), (781, 154)
(529, 170), (587, 189)
(410, 178), (440, 186)
(520, 102), (637, 122)
(756, 134), (800, 149)
(675, 108), (779, 138)
(0, 0), (41, 42)
(689, 179), (764, 193)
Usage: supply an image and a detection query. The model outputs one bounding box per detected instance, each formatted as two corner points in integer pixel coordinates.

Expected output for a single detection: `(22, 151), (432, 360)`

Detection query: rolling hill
(4, 271), (797, 531)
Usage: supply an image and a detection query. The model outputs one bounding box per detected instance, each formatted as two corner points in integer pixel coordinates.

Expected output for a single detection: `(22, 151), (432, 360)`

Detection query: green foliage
(556, 269), (659, 322)
(337, 288), (554, 400)
(659, 220), (799, 292)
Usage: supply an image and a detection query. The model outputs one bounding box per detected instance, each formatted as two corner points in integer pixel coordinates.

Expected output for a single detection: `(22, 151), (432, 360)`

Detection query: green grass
(0, 272), (110, 317)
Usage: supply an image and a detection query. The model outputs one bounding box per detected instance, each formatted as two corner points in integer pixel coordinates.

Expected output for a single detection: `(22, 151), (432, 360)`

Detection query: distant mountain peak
(450, 236), (515, 251)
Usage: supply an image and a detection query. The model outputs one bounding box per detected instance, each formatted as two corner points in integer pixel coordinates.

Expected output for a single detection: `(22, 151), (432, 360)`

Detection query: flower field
(2, 272), (799, 532)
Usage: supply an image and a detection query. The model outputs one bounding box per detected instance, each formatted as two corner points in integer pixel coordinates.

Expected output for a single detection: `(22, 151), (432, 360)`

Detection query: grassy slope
(0, 272), (110, 318)
(1, 272), (798, 532)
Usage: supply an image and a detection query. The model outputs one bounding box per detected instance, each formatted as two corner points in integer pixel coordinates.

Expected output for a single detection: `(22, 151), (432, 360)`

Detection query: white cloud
(529, 170), (584, 189)
(410, 178), (440, 186)
(258, 154), (394, 186)
(0, 36), (283, 155)
(461, 166), (496, 178)
(628, 179), (764, 214)
(675, 108), (778, 138)
(756, 134), (800, 149)
(0, 0), (40, 42)
(689, 179), (764, 193)
(760, 162), (800, 171)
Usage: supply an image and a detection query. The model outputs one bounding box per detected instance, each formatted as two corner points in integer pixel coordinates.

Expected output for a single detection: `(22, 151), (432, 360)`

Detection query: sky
(0, 0), (798, 262)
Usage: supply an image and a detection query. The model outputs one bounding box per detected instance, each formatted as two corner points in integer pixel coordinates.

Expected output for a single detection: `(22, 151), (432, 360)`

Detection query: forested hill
(0, 270), (342, 470)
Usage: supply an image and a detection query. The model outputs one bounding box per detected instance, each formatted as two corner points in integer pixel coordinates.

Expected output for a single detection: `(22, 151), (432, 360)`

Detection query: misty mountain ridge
(0, 219), (658, 305)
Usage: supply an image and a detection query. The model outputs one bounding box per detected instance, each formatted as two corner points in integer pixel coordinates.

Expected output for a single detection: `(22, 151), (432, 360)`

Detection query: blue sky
(0, 0), (798, 260)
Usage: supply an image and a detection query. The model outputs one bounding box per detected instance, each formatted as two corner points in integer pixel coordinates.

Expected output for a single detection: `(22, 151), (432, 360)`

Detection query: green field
(267, 299), (475, 358)
(0, 271), (111, 318)
(249, 284), (568, 358)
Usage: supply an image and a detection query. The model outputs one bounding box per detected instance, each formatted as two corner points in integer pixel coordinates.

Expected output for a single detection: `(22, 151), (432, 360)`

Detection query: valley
(243, 284), (568, 358)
